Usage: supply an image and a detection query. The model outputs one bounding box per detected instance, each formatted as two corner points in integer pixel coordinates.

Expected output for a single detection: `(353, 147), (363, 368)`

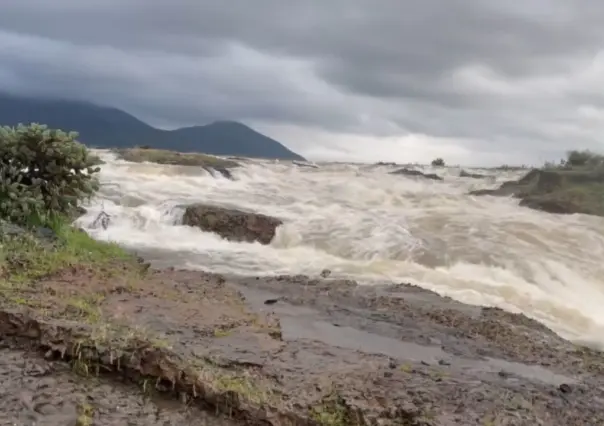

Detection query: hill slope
(0, 93), (305, 161)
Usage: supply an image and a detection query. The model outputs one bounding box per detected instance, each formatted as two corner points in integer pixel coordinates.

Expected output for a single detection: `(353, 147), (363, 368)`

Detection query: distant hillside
(0, 93), (305, 161)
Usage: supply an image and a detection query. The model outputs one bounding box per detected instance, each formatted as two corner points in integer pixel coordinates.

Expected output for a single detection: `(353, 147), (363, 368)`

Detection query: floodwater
(76, 151), (604, 348)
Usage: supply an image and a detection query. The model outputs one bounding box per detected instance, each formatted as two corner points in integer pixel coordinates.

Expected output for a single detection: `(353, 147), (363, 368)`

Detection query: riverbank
(1, 223), (604, 425)
(469, 151), (604, 216)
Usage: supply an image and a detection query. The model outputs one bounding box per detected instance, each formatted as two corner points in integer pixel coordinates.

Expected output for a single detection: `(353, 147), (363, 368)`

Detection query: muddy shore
(2, 265), (604, 425)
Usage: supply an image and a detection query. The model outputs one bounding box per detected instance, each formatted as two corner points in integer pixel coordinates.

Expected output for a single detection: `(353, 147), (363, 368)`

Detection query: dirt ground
(2, 265), (604, 425)
(0, 347), (238, 426)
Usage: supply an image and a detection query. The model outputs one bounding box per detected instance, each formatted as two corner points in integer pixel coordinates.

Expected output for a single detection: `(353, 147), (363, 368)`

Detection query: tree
(431, 157), (445, 167)
(0, 123), (100, 225)
(565, 150), (604, 168)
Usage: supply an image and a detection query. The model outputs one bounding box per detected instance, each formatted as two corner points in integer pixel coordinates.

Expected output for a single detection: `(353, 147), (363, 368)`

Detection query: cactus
(0, 123), (100, 225)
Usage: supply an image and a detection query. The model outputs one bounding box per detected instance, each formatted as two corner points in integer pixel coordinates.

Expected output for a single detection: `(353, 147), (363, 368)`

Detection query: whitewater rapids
(76, 150), (604, 348)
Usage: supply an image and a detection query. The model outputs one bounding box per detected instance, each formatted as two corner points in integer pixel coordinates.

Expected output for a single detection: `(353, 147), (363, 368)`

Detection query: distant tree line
(545, 149), (604, 169)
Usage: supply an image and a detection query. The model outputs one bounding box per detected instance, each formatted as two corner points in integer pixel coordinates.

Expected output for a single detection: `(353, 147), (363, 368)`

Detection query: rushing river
(76, 150), (604, 348)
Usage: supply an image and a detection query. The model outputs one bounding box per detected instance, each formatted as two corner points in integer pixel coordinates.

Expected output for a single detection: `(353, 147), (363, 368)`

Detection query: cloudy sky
(1, 1), (603, 165)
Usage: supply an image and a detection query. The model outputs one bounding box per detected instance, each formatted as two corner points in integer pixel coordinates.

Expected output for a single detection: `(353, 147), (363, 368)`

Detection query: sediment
(2, 266), (604, 425)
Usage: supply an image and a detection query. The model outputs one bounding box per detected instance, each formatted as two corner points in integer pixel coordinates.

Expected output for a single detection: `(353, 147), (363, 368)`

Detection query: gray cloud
(0, 0), (604, 165)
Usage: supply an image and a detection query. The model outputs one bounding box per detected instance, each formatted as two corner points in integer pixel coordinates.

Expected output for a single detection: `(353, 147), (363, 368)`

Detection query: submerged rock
(390, 168), (443, 181)
(202, 166), (234, 180)
(182, 204), (282, 245)
(292, 160), (319, 169)
(460, 169), (486, 179)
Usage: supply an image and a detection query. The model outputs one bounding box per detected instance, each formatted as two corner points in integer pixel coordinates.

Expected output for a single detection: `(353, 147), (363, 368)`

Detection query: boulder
(182, 204), (282, 245)
(390, 168), (443, 181)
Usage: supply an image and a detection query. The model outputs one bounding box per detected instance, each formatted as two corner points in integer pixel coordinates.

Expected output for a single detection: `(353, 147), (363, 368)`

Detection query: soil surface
(0, 347), (237, 425)
(2, 266), (604, 425)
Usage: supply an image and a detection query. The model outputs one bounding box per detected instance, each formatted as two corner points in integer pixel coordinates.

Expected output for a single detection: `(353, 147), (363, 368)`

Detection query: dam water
(75, 150), (604, 348)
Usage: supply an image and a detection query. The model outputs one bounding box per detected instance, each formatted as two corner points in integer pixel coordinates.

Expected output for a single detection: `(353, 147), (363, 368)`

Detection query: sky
(1, 1), (604, 166)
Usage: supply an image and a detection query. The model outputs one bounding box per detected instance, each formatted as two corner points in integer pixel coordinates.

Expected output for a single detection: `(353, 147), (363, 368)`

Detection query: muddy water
(80, 151), (604, 349)
(0, 347), (237, 426)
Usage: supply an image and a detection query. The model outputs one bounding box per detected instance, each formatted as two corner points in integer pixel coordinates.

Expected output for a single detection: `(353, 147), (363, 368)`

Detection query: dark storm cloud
(0, 0), (604, 163)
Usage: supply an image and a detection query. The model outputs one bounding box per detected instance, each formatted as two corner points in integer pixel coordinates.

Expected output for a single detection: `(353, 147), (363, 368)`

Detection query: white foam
(77, 150), (604, 346)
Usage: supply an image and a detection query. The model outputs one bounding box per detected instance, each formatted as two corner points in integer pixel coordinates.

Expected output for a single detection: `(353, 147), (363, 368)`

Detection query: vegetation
(0, 122), (141, 309)
(0, 123), (100, 225)
(472, 149), (604, 217)
(114, 147), (239, 168)
(0, 123), (358, 424)
(431, 157), (445, 167)
(543, 149), (604, 170)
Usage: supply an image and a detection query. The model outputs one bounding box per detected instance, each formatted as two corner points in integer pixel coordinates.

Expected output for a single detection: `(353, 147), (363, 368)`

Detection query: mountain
(0, 93), (305, 161)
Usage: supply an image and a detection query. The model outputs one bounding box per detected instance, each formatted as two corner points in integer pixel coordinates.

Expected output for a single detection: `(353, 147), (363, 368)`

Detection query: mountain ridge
(0, 92), (305, 161)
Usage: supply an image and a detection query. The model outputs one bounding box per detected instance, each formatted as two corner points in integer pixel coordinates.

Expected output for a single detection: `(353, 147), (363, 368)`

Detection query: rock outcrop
(182, 204), (282, 244)
(469, 168), (604, 216)
(202, 166), (234, 180)
(460, 169), (486, 179)
(390, 168), (443, 181)
(115, 148), (240, 169)
(292, 160), (319, 169)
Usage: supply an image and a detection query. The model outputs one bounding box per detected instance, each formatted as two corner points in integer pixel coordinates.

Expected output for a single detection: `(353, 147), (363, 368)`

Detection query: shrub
(0, 123), (100, 225)
(431, 157), (445, 167)
(565, 150), (604, 168)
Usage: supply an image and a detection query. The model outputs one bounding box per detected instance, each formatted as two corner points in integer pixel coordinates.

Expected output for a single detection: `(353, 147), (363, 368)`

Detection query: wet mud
(2, 267), (604, 425)
(0, 346), (237, 425)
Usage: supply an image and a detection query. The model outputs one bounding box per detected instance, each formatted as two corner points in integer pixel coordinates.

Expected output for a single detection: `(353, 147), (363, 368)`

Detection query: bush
(431, 157), (445, 167)
(565, 150), (604, 168)
(0, 123), (100, 225)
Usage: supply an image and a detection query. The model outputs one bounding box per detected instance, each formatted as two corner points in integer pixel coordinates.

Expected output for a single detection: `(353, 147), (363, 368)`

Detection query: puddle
(235, 284), (577, 386)
(280, 317), (447, 362)
(235, 284), (448, 363)
(469, 357), (575, 386)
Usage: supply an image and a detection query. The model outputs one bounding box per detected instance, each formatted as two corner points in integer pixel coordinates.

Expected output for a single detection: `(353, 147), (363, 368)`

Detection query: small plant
(431, 157), (445, 167)
(0, 123), (100, 225)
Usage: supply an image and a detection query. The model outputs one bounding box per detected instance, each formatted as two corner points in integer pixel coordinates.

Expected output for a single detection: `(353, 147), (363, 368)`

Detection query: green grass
(75, 401), (95, 426)
(0, 217), (135, 284)
(114, 148), (240, 168)
(0, 213), (142, 321)
(0, 213), (371, 424)
(309, 391), (361, 426)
